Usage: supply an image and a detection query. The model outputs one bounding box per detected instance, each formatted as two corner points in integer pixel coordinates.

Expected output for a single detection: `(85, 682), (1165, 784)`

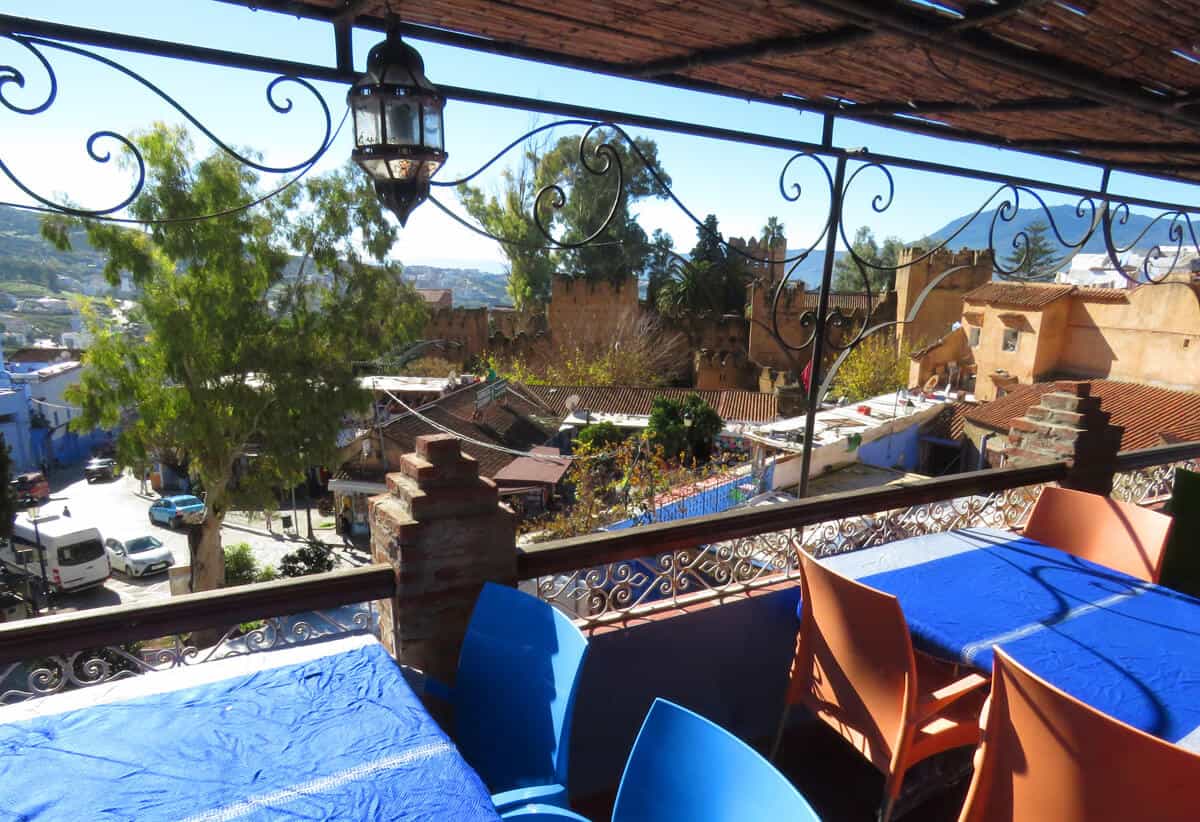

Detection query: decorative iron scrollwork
(530, 484), (1047, 627)
(0, 33), (334, 219)
(0, 605), (374, 705)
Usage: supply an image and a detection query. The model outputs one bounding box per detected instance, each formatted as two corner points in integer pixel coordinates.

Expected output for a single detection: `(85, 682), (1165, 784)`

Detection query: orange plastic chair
(959, 647), (1200, 822)
(1023, 486), (1174, 583)
(774, 552), (988, 821)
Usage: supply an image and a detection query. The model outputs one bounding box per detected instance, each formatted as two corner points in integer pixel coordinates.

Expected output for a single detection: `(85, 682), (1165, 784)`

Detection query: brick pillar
(1002, 381), (1123, 495)
(370, 433), (517, 681)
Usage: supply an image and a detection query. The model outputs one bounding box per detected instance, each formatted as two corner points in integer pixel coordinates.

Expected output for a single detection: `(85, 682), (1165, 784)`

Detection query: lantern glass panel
(351, 95), (381, 146)
(384, 98), (420, 146)
(359, 157), (389, 179)
(386, 158), (416, 180)
(422, 108), (443, 151)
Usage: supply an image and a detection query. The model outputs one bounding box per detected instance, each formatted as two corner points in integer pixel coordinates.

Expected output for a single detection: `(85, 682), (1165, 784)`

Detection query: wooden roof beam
(633, 24), (872, 78)
(800, 0), (1200, 131)
(850, 95), (1100, 115)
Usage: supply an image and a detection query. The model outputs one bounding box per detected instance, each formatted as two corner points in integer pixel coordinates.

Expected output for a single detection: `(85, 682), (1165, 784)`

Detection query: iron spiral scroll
(0, 32), (334, 220)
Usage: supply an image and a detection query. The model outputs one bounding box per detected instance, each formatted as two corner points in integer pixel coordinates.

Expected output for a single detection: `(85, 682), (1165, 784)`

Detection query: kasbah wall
(422, 238), (997, 394)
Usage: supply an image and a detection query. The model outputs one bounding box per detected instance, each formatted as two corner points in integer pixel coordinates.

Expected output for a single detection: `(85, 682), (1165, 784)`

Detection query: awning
(328, 478), (387, 496)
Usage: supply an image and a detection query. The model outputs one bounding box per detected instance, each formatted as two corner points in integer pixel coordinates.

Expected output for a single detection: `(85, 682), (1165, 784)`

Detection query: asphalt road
(26, 467), (338, 615)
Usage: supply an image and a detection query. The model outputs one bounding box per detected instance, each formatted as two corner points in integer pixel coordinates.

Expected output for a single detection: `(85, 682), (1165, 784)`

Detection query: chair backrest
(613, 698), (820, 822)
(453, 582), (590, 795)
(1023, 486), (1174, 582)
(794, 552), (916, 774)
(959, 648), (1200, 822)
(1161, 468), (1200, 597)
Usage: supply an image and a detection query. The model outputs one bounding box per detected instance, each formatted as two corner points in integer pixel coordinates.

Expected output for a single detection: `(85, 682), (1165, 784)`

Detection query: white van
(1, 513), (110, 592)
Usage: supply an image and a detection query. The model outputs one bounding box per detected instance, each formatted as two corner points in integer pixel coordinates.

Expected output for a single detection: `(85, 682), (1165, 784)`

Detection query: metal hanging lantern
(348, 22), (447, 226)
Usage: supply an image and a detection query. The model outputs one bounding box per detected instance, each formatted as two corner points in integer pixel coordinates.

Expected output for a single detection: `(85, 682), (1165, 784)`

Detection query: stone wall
(424, 307), (490, 365)
(894, 246), (994, 352)
(693, 349), (753, 391)
(546, 275), (642, 348)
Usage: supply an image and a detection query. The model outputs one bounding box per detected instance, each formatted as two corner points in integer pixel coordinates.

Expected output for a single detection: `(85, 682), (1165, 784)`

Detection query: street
(24, 466), (365, 615)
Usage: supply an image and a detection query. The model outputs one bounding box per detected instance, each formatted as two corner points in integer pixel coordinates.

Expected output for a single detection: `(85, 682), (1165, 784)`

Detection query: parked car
(148, 495), (206, 529)
(104, 535), (174, 577)
(84, 457), (118, 483)
(10, 472), (50, 506)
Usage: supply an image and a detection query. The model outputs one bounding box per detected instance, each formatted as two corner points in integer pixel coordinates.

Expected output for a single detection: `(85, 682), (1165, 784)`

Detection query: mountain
(926, 204), (1177, 260)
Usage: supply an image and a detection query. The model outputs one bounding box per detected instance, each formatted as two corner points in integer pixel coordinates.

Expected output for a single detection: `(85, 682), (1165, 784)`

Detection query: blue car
(148, 494), (207, 529)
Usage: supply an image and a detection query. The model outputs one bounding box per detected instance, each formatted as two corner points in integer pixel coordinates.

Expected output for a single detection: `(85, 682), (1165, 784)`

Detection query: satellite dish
(564, 394), (581, 413)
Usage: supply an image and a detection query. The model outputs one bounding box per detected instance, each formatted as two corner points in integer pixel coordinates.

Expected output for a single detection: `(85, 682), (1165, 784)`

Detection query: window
(1002, 328), (1019, 352)
(59, 539), (105, 566)
(968, 326), (981, 347)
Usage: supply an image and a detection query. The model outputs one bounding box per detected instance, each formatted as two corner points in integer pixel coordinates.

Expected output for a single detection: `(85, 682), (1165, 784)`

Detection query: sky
(2, 0), (1199, 274)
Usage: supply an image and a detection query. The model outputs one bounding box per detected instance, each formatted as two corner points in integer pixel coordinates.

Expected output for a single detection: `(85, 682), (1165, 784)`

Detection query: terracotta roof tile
(964, 380), (1200, 451)
(524, 385), (778, 423)
(962, 282), (1075, 309)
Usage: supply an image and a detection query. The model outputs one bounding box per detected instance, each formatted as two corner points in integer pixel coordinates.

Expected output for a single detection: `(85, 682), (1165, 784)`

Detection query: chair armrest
(500, 802), (590, 820)
(917, 672), (989, 721)
(492, 784), (570, 815)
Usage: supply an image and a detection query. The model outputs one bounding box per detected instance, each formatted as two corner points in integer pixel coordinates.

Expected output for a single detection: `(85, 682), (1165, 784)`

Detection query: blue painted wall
(857, 426), (922, 472)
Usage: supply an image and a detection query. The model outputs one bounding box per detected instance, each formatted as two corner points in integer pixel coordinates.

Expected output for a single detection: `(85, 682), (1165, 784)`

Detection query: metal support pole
(797, 154), (848, 498)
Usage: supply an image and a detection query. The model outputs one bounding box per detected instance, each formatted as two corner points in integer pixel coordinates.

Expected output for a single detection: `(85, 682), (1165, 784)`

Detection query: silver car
(105, 535), (175, 577)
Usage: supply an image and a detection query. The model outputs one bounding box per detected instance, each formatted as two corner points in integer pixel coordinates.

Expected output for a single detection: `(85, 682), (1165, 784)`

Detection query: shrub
(279, 542), (335, 578)
(223, 543), (278, 586)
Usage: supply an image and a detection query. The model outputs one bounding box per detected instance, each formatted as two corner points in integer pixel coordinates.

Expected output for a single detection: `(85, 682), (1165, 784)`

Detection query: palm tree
(655, 258), (721, 318)
(760, 216), (786, 247)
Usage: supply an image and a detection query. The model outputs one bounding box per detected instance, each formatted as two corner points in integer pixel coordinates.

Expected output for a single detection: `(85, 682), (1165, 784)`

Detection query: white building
(1055, 252), (1140, 289)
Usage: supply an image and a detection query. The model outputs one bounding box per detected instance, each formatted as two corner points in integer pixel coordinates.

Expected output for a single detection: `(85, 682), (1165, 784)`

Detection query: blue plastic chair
(500, 805), (591, 821)
(428, 582), (589, 813)
(611, 698), (821, 822)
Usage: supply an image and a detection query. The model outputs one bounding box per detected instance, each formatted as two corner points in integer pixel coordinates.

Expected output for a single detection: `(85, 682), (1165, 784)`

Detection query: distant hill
(926, 204), (1177, 259)
(404, 264), (510, 308)
(0, 205), (106, 293)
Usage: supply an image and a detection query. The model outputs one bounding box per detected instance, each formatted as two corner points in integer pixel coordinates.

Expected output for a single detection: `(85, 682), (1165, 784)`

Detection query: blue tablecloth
(821, 527), (1200, 750)
(0, 635), (500, 821)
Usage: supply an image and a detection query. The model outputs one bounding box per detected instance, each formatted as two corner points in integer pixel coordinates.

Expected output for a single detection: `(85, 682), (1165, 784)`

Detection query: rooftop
(525, 385), (779, 424)
(965, 379), (1200, 450)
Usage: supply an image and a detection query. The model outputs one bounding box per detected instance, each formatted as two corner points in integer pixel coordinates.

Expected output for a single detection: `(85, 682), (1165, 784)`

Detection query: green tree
(539, 129), (672, 284)
(45, 124), (425, 593)
(1003, 220), (1061, 281)
(458, 142), (557, 309)
(833, 226), (905, 292)
(646, 394), (723, 463)
(656, 259), (721, 318)
(645, 229), (674, 310)
(459, 129), (672, 307)
(575, 421), (624, 451)
(689, 214), (747, 314)
(760, 216), (786, 246)
(829, 333), (912, 403)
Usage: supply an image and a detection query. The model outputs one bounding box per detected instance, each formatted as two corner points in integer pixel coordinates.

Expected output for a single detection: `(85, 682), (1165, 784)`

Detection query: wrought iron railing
(1111, 442), (1200, 506)
(0, 565), (393, 705)
(521, 442), (1200, 627)
(519, 462), (1065, 626)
